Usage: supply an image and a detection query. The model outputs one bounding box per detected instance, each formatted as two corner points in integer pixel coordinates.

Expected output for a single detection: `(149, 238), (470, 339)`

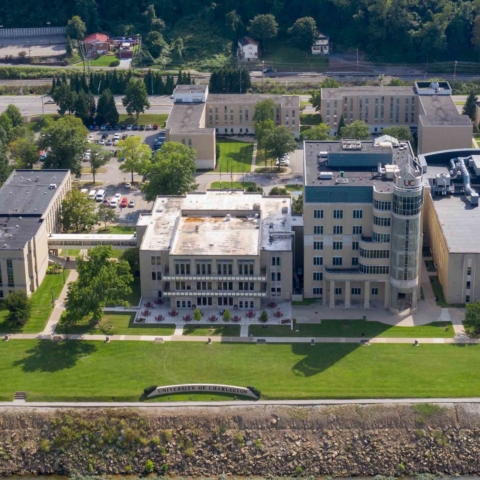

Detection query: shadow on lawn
(290, 343), (361, 377)
(13, 340), (97, 373)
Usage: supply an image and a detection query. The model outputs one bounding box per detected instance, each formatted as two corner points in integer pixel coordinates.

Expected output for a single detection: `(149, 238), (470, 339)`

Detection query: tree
(225, 10), (242, 38)
(269, 186), (289, 195)
(89, 144), (111, 184)
(472, 15), (480, 58)
(253, 99), (276, 123)
(122, 78), (151, 120)
(464, 301), (480, 336)
(52, 83), (77, 115)
(193, 308), (202, 321)
(222, 309), (231, 322)
(38, 116), (88, 176)
(310, 91), (321, 111)
(117, 135), (152, 183)
(265, 126), (297, 168)
(172, 37), (185, 60)
(4, 104), (23, 128)
(145, 31), (167, 58)
(301, 124), (330, 141)
(288, 17), (317, 52)
(4, 290), (32, 326)
(0, 142), (11, 184)
(73, 89), (90, 122)
(463, 91), (477, 121)
(67, 15), (87, 40)
(10, 132), (38, 169)
(337, 114), (346, 134)
(65, 246), (133, 322)
(142, 142), (198, 201)
(143, 4), (165, 32)
(381, 126), (414, 143)
(61, 188), (98, 232)
(339, 120), (370, 139)
(293, 194), (303, 215)
(259, 310), (268, 323)
(97, 89), (119, 124)
(321, 78), (340, 88)
(120, 248), (140, 274)
(248, 14), (278, 50)
(97, 203), (119, 231)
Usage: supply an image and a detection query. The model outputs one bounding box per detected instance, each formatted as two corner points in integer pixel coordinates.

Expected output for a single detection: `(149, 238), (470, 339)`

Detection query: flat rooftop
(418, 96), (472, 126)
(0, 170), (70, 216)
(303, 140), (415, 188)
(0, 216), (43, 250)
(166, 102), (211, 133)
(139, 191), (292, 254)
(321, 86), (414, 100)
(207, 94), (299, 107)
(174, 84), (207, 92)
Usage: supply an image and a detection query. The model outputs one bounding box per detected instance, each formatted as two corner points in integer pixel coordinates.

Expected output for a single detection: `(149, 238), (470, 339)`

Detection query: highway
(0, 95), (174, 117)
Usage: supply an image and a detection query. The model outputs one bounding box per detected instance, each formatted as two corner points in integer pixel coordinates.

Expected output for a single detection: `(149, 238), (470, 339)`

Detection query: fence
(0, 27), (66, 38)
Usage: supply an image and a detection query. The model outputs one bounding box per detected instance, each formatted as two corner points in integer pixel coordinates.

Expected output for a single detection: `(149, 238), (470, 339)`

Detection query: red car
(153, 124), (159, 130)
(94, 125), (100, 131)
(120, 197), (128, 208)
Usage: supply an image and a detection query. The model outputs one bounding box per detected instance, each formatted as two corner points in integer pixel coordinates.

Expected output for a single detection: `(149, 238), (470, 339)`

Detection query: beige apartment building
(0, 169), (71, 297)
(136, 190), (294, 310)
(420, 148), (480, 305)
(166, 85), (300, 169)
(320, 82), (472, 154)
(303, 138), (424, 313)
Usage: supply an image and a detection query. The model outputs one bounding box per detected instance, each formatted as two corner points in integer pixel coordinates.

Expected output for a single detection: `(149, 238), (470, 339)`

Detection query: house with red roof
(83, 33), (110, 58)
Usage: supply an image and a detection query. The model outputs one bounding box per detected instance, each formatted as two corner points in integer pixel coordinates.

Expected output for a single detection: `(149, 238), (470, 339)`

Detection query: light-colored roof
(207, 94), (299, 107)
(139, 191), (292, 255)
(166, 102), (211, 134)
(321, 86), (414, 100)
(418, 95), (472, 126)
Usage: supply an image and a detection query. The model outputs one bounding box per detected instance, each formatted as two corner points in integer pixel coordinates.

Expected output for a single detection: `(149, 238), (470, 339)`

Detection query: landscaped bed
(249, 319), (455, 338)
(2, 341), (480, 401)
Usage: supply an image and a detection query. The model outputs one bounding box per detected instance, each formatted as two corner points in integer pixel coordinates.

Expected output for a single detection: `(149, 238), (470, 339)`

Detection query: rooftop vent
(49, 184), (57, 189)
(341, 139), (362, 151)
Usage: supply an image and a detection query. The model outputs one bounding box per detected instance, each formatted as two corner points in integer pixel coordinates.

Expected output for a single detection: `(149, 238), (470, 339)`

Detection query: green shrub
(151, 436), (160, 446)
(259, 310), (268, 323)
(39, 438), (50, 452)
(144, 459), (154, 473)
(234, 433), (245, 446)
(295, 466), (303, 475)
(185, 447), (194, 457)
(160, 429), (172, 443)
(110, 60), (120, 67)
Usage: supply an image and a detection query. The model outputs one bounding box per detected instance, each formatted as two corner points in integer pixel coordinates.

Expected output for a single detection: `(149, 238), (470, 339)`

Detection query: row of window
(359, 248), (390, 259)
(314, 209), (363, 219)
(359, 265), (390, 274)
(175, 298), (256, 309)
(174, 261), (257, 276)
(314, 287), (379, 296)
(0, 259), (14, 287)
(374, 200), (392, 211)
(373, 216), (391, 227)
(372, 232), (391, 243)
(313, 226), (362, 236)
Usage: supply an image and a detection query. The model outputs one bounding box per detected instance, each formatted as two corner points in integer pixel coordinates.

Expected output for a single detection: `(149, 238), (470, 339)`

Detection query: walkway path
(41, 269), (78, 336)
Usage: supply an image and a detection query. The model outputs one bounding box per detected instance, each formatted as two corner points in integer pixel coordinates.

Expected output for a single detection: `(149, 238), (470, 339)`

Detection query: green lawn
(249, 320), (454, 338)
(0, 271), (70, 334)
(262, 42), (329, 70)
(119, 113), (168, 126)
(182, 325), (241, 336)
(83, 56), (118, 67)
(61, 249), (81, 258)
(57, 312), (175, 336)
(2, 341), (480, 401)
(292, 298), (317, 306)
(215, 139), (254, 173)
(285, 184), (303, 191)
(300, 113), (322, 125)
(96, 225), (136, 234)
(430, 276), (465, 308)
(210, 181), (257, 190)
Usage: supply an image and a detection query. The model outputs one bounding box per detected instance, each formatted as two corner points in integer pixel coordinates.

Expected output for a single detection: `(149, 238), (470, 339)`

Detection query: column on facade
(364, 281), (370, 309)
(384, 281), (391, 309)
(345, 281), (351, 309)
(329, 280), (335, 309)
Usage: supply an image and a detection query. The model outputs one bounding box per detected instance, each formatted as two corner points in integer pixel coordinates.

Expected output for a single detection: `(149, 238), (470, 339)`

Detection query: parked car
(88, 135), (94, 143)
(120, 197), (128, 208)
(139, 124), (145, 131)
(106, 139), (112, 146)
(120, 124), (126, 130)
(153, 124), (159, 130)
(99, 139), (105, 145)
(113, 140), (119, 146)
(114, 193), (122, 200)
(158, 130), (166, 138)
(128, 199), (135, 208)
(146, 124), (152, 131)
(121, 133), (127, 139)
(126, 124), (133, 131)
(106, 124), (113, 131)
(103, 197), (110, 205)
(88, 125), (94, 131)
(100, 124), (107, 131)
(275, 158), (290, 166)
(113, 124), (119, 130)
(132, 124), (139, 131)
(110, 198), (118, 208)
(125, 183), (132, 189)
(45, 99), (55, 104)
(101, 133), (108, 139)
(113, 133), (121, 140)
(94, 125), (100, 131)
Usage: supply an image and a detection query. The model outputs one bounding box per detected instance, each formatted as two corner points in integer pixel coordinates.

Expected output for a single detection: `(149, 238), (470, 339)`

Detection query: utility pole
(262, 60), (265, 86)
(454, 60), (458, 80)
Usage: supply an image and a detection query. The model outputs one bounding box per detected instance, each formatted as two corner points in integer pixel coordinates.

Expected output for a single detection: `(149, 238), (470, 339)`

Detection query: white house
(311, 32), (329, 55)
(238, 37), (259, 62)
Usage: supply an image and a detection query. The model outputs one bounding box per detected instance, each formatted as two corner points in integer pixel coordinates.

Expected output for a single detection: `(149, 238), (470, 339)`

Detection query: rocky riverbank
(3, 404), (480, 477)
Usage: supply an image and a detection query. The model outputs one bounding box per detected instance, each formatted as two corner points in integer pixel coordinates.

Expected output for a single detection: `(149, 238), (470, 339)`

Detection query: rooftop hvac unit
(253, 203), (260, 210)
(318, 172), (333, 180)
(282, 207), (288, 213)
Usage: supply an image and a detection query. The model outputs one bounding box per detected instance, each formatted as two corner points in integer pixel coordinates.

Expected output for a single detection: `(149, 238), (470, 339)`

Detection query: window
(372, 287), (379, 295)
(313, 272), (323, 281)
(217, 262), (233, 275)
(352, 257), (359, 266)
(352, 241), (359, 251)
(333, 257), (343, 266)
(352, 226), (362, 235)
(174, 262), (191, 275)
(188, 139), (192, 147)
(353, 210), (363, 219)
(351, 287), (361, 295)
(196, 262), (212, 275)
(197, 282), (212, 291)
(314, 241), (323, 250)
(393, 193), (423, 216)
(314, 225), (323, 235)
(152, 272), (157, 280)
(359, 249), (390, 259)
(467, 281), (471, 289)
(333, 225), (343, 235)
(238, 261), (254, 275)
(374, 200), (392, 211)
(373, 216), (391, 227)
(372, 232), (391, 243)
(333, 241), (343, 250)
(466, 295), (471, 303)
(359, 265), (390, 274)
(334, 287), (342, 295)
(333, 209), (343, 219)
(0, 291), (3, 298)
(277, 272), (281, 281)
(314, 209), (324, 219)
(239, 282), (254, 291)
(313, 257), (323, 266)
(217, 281), (233, 291)
(271, 257), (281, 266)
(151, 256), (161, 265)
(467, 267), (472, 275)
(197, 297), (213, 306)
(313, 287), (323, 295)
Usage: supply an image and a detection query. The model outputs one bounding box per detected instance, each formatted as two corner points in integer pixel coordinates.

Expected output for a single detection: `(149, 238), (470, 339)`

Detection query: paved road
(0, 95), (174, 117)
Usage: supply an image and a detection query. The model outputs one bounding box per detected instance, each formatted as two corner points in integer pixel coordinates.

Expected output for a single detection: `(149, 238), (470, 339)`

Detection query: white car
(114, 193), (122, 200)
(113, 133), (121, 140)
(87, 135), (94, 143)
(110, 198), (118, 208)
(276, 158), (290, 166)
(146, 124), (152, 131)
(126, 124), (133, 131)
(99, 139), (105, 145)
(124, 183), (132, 189)
(113, 140), (119, 146)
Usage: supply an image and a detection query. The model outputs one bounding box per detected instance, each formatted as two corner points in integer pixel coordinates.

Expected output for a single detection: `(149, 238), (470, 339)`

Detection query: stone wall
(2, 404), (480, 476)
